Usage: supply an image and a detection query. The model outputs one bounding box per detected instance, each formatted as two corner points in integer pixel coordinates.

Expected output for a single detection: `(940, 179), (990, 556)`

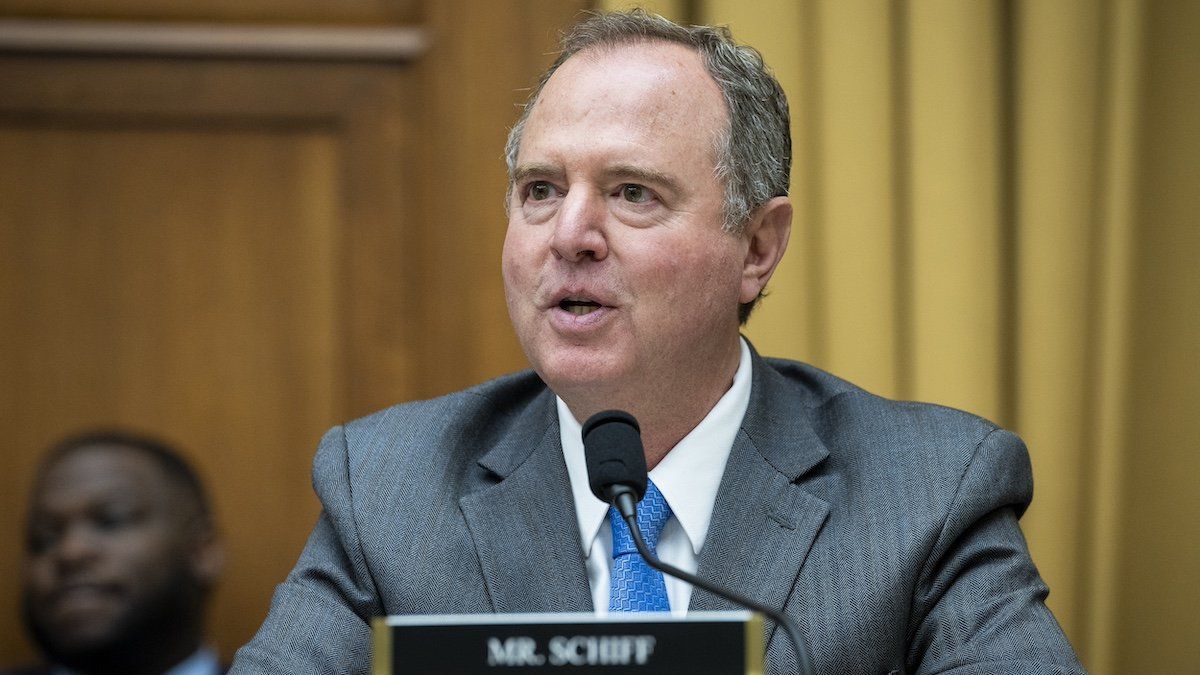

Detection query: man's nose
(551, 188), (608, 262)
(53, 524), (101, 570)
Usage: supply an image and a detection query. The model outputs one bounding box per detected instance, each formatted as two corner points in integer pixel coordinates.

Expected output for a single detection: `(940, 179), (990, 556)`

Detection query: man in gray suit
(233, 10), (1083, 674)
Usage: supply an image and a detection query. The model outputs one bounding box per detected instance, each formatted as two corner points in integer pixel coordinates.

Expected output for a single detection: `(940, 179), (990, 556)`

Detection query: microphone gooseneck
(581, 410), (816, 675)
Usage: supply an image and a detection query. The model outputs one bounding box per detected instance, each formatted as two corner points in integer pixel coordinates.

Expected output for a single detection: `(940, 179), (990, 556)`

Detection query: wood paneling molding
(0, 18), (426, 61)
(0, 0), (420, 25)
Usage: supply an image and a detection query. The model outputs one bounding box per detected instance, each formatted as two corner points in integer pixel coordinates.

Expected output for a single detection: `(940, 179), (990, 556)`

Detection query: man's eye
(94, 505), (140, 531)
(527, 182), (556, 201)
(26, 526), (58, 555)
(621, 184), (652, 203)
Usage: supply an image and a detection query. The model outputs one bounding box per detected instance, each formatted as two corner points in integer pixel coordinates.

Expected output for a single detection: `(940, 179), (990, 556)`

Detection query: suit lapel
(692, 352), (830, 638)
(459, 396), (593, 614)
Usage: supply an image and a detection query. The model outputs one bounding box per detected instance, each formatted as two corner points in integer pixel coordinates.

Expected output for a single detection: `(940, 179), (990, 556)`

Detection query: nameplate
(372, 611), (764, 674)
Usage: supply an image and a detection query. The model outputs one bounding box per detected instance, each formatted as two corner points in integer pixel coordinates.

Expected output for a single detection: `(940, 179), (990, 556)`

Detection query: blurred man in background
(8, 432), (224, 675)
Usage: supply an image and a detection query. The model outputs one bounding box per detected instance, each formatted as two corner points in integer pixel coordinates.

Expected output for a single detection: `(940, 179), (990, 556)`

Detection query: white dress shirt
(559, 338), (753, 615)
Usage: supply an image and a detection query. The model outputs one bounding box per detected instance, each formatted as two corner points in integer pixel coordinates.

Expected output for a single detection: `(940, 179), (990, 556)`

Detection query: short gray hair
(504, 10), (791, 322)
(505, 10), (790, 233)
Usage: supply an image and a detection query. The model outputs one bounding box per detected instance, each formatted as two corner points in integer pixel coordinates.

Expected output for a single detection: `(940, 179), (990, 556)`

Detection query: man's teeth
(560, 300), (602, 315)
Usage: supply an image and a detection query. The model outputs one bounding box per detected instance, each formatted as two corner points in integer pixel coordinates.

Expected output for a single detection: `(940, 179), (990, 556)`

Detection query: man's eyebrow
(511, 163), (684, 195)
(604, 165), (682, 195)
(511, 163), (565, 185)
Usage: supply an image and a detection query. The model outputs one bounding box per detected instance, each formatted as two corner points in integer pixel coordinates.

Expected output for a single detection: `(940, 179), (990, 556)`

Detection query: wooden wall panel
(0, 54), (430, 416)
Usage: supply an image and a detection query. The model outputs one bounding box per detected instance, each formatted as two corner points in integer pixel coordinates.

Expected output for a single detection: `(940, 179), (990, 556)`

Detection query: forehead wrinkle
(514, 43), (726, 202)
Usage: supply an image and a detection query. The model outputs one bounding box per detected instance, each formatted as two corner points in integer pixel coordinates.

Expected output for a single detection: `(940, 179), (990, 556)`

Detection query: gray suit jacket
(232, 352), (1083, 674)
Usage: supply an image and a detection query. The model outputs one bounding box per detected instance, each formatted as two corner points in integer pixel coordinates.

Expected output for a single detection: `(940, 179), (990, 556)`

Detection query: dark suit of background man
(8, 432), (225, 675)
(232, 10), (1083, 674)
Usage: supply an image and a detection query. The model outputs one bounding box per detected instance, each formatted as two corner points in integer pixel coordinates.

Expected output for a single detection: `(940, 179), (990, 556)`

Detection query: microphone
(582, 410), (816, 675)
(581, 410), (647, 522)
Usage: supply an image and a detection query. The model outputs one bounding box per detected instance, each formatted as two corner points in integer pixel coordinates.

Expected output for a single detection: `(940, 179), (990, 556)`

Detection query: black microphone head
(582, 410), (648, 505)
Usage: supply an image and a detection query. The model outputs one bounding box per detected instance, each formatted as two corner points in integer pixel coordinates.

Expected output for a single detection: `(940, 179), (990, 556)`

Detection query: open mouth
(558, 297), (603, 316)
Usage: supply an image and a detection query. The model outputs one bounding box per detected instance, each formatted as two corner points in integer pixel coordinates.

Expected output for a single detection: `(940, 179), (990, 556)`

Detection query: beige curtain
(604, 1), (1199, 672)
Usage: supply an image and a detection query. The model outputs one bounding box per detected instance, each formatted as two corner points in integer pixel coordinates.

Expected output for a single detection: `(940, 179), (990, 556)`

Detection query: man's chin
(536, 355), (629, 395)
(25, 580), (203, 672)
(28, 613), (131, 671)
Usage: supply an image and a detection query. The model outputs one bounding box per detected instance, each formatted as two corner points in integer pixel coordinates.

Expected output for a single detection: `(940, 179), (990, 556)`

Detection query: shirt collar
(164, 647), (221, 675)
(560, 337), (753, 558)
(53, 647), (220, 675)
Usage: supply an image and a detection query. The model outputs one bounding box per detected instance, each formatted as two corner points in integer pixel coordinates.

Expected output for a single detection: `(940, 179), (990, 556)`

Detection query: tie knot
(610, 479), (673, 557)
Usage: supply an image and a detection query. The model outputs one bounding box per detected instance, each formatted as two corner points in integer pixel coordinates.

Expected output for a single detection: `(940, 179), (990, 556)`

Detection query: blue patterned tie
(608, 479), (673, 612)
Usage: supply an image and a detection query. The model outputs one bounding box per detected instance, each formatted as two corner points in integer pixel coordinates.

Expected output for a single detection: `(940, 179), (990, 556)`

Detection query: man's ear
(190, 526), (226, 587)
(739, 196), (792, 304)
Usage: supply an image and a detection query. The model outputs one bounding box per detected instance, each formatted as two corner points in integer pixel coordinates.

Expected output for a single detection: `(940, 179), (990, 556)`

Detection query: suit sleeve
(908, 428), (1085, 674)
(230, 425), (383, 675)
